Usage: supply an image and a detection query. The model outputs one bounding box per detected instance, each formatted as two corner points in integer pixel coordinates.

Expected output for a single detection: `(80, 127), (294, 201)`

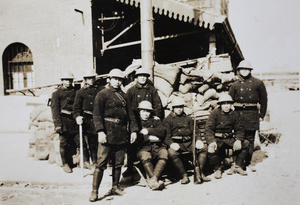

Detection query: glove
(153, 116), (160, 120)
(196, 140), (204, 150)
(170, 143), (180, 151)
(233, 140), (242, 151)
(208, 142), (217, 153)
(98, 132), (107, 144)
(55, 126), (62, 134)
(140, 128), (149, 135)
(149, 135), (160, 142)
(76, 116), (83, 125)
(130, 132), (137, 144)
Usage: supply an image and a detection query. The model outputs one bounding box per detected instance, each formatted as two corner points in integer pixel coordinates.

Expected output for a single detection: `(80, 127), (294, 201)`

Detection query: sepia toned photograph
(0, 0), (299, 204)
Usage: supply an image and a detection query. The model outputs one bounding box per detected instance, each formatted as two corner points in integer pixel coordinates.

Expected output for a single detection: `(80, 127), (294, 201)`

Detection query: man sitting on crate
(136, 101), (167, 190)
(205, 93), (250, 179)
(163, 97), (211, 184)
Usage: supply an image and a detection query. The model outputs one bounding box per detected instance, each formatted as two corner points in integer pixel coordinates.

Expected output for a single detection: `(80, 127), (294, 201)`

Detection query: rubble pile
(28, 105), (62, 166)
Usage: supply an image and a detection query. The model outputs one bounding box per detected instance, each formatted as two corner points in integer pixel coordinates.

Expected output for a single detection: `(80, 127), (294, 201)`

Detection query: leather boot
(193, 166), (203, 184)
(170, 156), (190, 184)
(153, 159), (167, 179)
(89, 168), (103, 202)
(72, 148), (80, 166)
(214, 169), (222, 179)
(143, 160), (155, 178)
(197, 152), (211, 182)
(111, 167), (124, 196)
(226, 163), (236, 175)
(236, 166), (248, 176)
(62, 164), (72, 173)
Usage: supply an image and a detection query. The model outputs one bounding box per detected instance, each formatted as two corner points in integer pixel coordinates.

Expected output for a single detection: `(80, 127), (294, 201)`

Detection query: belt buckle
(242, 104), (246, 108)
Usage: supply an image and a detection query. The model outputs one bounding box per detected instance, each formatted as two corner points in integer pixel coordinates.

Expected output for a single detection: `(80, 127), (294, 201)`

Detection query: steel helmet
(60, 71), (74, 80)
(108, 68), (124, 79)
(135, 68), (150, 77)
(217, 93), (234, 104)
(171, 97), (185, 107)
(138, 101), (153, 111)
(83, 70), (97, 78)
(237, 60), (253, 70)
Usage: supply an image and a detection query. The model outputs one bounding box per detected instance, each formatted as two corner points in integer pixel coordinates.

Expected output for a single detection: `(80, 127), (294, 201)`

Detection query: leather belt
(172, 136), (192, 142)
(104, 117), (126, 125)
(215, 132), (233, 139)
(83, 110), (93, 115)
(61, 109), (72, 115)
(234, 103), (258, 109)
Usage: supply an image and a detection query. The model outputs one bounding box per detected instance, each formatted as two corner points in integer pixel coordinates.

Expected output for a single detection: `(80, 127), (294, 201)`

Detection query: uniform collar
(136, 82), (149, 89)
(170, 111), (186, 118)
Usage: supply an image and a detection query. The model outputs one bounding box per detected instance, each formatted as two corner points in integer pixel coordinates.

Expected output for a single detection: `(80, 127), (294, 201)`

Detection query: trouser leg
(197, 150), (211, 182)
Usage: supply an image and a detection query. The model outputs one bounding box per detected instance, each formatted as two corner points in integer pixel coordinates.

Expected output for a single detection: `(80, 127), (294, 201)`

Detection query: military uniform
(125, 80), (164, 177)
(51, 85), (78, 169)
(229, 74), (267, 165)
(73, 83), (104, 165)
(164, 111), (208, 183)
(137, 117), (168, 188)
(91, 85), (138, 198)
(127, 82), (163, 119)
(205, 107), (249, 172)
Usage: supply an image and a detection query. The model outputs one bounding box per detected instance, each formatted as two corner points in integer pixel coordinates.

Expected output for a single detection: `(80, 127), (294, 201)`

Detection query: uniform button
(249, 96), (252, 98)
(240, 97), (243, 99)
(249, 88), (251, 91)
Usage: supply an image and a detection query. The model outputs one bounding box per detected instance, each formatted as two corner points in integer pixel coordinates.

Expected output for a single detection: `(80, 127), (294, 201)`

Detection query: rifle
(192, 99), (203, 184)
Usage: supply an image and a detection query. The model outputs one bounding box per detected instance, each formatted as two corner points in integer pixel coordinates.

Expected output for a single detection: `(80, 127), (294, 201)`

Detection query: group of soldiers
(50, 60), (267, 202)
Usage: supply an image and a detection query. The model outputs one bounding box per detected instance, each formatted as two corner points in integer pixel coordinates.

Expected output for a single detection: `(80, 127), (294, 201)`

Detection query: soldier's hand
(153, 116), (160, 120)
(140, 128), (149, 135)
(196, 140), (204, 150)
(130, 132), (137, 144)
(76, 116), (83, 125)
(98, 132), (107, 144)
(208, 142), (217, 153)
(55, 126), (63, 134)
(149, 135), (160, 142)
(233, 140), (242, 151)
(170, 143), (180, 151)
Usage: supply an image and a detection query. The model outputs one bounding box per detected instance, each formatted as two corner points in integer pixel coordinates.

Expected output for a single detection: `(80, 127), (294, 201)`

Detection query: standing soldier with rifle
(73, 70), (105, 170)
(229, 60), (268, 172)
(89, 69), (139, 202)
(163, 97), (210, 184)
(205, 93), (250, 179)
(51, 71), (79, 173)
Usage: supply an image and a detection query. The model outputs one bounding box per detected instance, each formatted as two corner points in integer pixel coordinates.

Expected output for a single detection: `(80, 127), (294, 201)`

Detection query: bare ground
(0, 89), (299, 205)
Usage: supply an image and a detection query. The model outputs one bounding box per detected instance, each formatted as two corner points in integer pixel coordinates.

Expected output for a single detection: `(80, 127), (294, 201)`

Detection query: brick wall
(0, 0), (94, 96)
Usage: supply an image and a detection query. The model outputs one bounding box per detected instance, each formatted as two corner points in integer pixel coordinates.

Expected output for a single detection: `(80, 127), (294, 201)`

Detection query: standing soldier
(205, 93), (249, 179)
(51, 71), (78, 173)
(163, 97), (210, 184)
(124, 68), (164, 178)
(229, 60), (268, 172)
(73, 70), (104, 169)
(89, 69), (139, 202)
(136, 101), (167, 190)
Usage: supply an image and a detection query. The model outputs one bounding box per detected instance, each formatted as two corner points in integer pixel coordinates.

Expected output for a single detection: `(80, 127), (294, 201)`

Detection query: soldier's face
(140, 109), (151, 121)
(238, 68), (251, 77)
(173, 106), (184, 116)
(137, 75), (148, 85)
(110, 77), (123, 88)
(220, 102), (232, 113)
(61, 79), (73, 88)
(84, 77), (95, 86)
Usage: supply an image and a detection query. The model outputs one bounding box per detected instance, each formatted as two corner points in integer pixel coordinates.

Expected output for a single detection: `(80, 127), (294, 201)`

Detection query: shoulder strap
(114, 91), (127, 107)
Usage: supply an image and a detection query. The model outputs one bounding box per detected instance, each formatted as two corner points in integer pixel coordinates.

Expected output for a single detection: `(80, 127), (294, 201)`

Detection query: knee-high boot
(170, 156), (190, 184)
(89, 168), (103, 202)
(153, 159), (167, 179)
(111, 167), (124, 195)
(197, 152), (211, 182)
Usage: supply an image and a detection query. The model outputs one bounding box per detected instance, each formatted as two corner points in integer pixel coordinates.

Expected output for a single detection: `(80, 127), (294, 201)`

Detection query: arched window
(2, 43), (34, 95)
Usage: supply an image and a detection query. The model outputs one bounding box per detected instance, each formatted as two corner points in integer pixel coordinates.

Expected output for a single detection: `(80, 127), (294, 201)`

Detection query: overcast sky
(228, 0), (300, 73)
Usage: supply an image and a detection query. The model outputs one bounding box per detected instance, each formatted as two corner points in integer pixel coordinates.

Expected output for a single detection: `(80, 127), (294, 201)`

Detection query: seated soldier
(137, 101), (167, 190)
(164, 97), (210, 184)
(205, 93), (250, 179)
